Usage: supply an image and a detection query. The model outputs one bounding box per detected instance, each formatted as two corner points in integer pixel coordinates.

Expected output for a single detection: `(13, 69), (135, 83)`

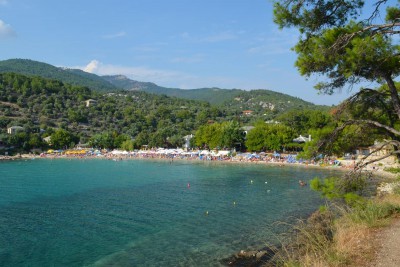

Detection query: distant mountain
(103, 75), (325, 112)
(0, 59), (327, 113)
(102, 74), (244, 104)
(0, 59), (118, 92)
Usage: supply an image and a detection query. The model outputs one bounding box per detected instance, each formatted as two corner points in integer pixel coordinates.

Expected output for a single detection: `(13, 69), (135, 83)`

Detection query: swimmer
(299, 180), (306, 186)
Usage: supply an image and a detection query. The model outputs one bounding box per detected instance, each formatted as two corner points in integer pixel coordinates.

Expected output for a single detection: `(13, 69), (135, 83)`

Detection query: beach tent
(217, 150), (230, 156)
(273, 152), (281, 157)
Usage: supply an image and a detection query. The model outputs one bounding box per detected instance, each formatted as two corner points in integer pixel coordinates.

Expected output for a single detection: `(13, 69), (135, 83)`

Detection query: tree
(273, 0), (400, 166)
(193, 121), (244, 149)
(245, 121), (296, 152)
(50, 129), (77, 149)
(277, 109), (333, 134)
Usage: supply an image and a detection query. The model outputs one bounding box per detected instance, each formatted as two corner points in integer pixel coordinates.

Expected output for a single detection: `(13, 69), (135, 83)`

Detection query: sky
(0, 0), (395, 105)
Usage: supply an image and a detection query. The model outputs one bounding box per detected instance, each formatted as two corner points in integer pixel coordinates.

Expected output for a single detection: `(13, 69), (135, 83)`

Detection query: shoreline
(2, 151), (395, 180)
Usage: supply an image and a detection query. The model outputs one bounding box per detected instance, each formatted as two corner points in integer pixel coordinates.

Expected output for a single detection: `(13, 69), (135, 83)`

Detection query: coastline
(3, 151), (398, 266)
(2, 151), (395, 180)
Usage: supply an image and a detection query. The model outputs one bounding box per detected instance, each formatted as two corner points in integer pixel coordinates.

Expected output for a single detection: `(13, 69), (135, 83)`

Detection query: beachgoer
(299, 180), (306, 186)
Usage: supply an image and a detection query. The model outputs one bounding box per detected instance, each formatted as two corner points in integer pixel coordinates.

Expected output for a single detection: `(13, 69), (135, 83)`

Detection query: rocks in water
(220, 247), (277, 266)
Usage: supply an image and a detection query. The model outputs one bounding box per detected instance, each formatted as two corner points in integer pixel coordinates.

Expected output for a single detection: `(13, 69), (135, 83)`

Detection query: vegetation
(267, 1), (400, 266)
(0, 72), (236, 152)
(0, 59), (118, 92)
(273, 189), (400, 267)
(192, 121), (244, 150)
(245, 121), (296, 152)
(0, 63), (334, 154)
(273, 0), (400, 165)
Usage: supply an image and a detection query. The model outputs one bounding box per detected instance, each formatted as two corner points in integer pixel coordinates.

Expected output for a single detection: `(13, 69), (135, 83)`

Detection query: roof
(293, 135), (311, 143)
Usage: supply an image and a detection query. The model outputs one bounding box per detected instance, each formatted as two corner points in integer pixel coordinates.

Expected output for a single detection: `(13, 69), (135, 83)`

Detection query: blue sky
(0, 0), (393, 105)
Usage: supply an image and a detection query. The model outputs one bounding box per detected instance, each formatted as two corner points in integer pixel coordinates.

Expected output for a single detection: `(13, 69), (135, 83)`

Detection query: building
(242, 110), (253, 116)
(85, 99), (97, 107)
(7, 126), (24, 135)
(354, 141), (395, 163)
(293, 135), (312, 143)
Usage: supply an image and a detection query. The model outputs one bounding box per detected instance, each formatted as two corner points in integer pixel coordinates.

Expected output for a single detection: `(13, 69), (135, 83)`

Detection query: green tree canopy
(274, 0), (400, 163)
(245, 121), (296, 152)
(193, 121), (244, 149)
(50, 129), (78, 149)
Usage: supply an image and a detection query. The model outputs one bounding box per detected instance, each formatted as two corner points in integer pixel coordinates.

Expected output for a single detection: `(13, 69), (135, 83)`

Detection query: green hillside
(0, 72), (222, 148)
(0, 59), (118, 92)
(0, 59), (328, 118)
(103, 75), (326, 114)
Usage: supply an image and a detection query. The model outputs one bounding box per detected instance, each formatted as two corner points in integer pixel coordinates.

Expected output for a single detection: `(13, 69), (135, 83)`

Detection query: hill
(0, 59), (118, 92)
(103, 75), (326, 113)
(0, 72), (220, 148)
(0, 59), (328, 116)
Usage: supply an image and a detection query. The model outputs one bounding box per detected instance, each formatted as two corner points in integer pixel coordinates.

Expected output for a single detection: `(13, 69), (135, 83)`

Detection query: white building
(293, 135), (312, 143)
(7, 126), (24, 135)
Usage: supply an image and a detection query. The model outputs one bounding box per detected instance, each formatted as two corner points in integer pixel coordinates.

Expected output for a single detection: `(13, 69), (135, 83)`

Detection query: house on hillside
(7, 126), (24, 135)
(242, 110), (253, 116)
(293, 135), (312, 143)
(85, 99), (97, 107)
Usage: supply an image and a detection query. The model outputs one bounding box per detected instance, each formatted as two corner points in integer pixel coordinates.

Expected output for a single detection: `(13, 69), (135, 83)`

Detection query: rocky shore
(220, 247), (278, 266)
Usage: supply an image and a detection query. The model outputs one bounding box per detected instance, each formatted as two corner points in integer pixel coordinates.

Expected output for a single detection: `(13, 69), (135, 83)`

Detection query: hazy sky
(0, 0), (394, 105)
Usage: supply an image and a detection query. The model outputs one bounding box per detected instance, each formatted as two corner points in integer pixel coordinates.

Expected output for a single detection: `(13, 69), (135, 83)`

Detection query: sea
(0, 158), (340, 266)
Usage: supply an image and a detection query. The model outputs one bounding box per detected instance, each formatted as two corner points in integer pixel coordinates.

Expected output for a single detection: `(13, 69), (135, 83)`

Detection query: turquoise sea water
(0, 159), (339, 266)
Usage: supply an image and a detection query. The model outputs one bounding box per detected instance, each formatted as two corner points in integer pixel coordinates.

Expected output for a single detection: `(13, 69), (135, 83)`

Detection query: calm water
(0, 159), (339, 266)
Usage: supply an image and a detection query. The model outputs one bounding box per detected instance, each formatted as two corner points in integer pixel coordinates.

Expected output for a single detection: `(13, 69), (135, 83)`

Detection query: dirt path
(369, 217), (400, 267)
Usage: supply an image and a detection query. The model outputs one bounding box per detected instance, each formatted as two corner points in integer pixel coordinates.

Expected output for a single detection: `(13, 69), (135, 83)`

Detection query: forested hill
(0, 59), (326, 112)
(0, 72), (229, 148)
(103, 74), (321, 110)
(0, 59), (118, 92)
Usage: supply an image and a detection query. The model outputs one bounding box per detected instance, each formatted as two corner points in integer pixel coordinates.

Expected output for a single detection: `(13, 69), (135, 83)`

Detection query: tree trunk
(384, 74), (400, 119)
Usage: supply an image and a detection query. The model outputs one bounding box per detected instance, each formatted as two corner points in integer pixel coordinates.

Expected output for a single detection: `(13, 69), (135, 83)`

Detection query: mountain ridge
(0, 58), (326, 111)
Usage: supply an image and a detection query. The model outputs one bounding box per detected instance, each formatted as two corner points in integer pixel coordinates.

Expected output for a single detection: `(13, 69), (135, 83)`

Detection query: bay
(0, 159), (339, 266)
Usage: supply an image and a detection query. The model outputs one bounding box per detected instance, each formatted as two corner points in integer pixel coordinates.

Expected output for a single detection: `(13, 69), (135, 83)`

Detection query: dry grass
(333, 221), (375, 266)
(274, 194), (400, 267)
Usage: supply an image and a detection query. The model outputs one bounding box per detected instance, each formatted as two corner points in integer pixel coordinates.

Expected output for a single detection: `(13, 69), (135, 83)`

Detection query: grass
(272, 192), (400, 267)
(383, 167), (400, 174)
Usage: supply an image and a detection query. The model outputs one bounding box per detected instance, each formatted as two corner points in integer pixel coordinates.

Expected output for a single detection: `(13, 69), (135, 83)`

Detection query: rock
(256, 251), (266, 260)
(237, 250), (257, 258)
(377, 182), (400, 196)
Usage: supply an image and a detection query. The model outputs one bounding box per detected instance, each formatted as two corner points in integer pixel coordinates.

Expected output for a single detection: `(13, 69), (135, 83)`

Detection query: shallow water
(0, 159), (339, 266)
